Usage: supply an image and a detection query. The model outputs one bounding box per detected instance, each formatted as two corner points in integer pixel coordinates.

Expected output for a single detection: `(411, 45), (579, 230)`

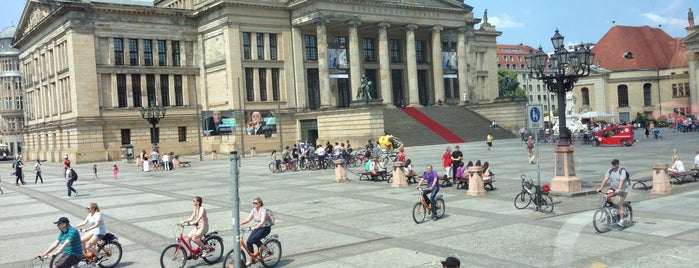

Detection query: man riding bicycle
(179, 196), (210, 252)
(416, 165), (440, 220)
(596, 159), (629, 227)
(39, 217), (83, 268)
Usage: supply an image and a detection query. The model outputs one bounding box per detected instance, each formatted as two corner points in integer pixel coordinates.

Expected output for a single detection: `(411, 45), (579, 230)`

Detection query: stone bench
(455, 177), (495, 191)
(179, 161), (192, 167)
(631, 176), (653, 190)
(669, 172), (696, 184)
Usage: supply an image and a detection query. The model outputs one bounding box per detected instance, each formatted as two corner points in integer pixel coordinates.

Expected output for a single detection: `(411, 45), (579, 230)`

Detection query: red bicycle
(159, 222), (224, 268)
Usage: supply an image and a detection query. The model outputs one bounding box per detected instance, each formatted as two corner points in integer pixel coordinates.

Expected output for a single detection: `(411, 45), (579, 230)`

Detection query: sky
(0, 0), (695, 52)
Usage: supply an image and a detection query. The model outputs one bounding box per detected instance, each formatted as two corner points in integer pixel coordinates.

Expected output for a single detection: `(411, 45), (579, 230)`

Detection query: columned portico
(406, 24), (419, 105)
(457, 28), (468, 105)
(348, 20), (362, 101)
(431, 26), (444, 105)
(316, 19), (331, 108)
(378, 22), (391, 104)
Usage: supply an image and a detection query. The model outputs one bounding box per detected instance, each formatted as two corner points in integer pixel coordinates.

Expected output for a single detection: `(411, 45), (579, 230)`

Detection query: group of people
(138, 149), (177, 172)
(441, 146), (494, 184)
(271, 139), (356, 172)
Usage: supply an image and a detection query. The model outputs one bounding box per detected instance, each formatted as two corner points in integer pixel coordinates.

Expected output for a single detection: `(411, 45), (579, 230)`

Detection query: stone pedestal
(334, 159), (349, 182)
(391, 161), (407, 187)
(172, 158), (180, 169)
(550, 145), (582, 192)
(467, 166), (486, 196)
(651, 162), (672, 195)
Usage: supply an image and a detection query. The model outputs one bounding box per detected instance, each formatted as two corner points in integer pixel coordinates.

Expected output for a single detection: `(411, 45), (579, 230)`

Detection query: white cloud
(488, 14), (525, 28)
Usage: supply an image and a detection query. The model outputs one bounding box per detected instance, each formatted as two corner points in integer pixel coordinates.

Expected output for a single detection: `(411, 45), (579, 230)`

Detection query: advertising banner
(202, 110), (236, 136)
(244, 110), (277, 135)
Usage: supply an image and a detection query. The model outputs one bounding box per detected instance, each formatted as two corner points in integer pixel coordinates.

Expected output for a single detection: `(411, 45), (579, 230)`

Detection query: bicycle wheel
(203, 235), (224, 264)
(412, 202), (426, 224)
(268, 163), (275, 173)
(434, 198), (446, 219)
(624, 203), (633, 223)
(98, 241), (123, 268)
(514, 192), (531, 209)
(260, 239), (282, 268)
(222, 249), (246, 268)
(593, 209), (612, 233)
(537, 194), (554, 213)
(160, 244), (187, 268)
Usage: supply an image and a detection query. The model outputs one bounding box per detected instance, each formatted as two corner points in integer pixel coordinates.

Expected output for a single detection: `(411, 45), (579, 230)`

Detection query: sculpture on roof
(689, 8), (694, 26)
(483, 9), (488, 24)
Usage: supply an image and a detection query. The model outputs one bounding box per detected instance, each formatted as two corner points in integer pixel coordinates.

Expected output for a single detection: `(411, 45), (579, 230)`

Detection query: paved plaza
(2, 130), (699, 267)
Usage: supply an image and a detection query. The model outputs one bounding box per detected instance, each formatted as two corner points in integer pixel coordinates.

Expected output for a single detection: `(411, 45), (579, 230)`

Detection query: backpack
(264, 208), (275, 226)
(608, 168), (629, 186)
(364, 160), (372, 172)
(70, 169), (78, 181)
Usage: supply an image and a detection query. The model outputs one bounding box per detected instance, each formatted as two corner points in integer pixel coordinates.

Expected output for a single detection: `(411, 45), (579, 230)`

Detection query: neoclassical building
(0, 25), (24, 155)
(13, 0), (500, 163)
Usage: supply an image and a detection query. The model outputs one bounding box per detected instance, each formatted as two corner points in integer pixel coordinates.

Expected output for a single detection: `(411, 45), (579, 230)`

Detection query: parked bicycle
(412, 186), (445, 224)
(45, 232), (123, 268)
(592, 192), (633, 233)
(160, 222), (224, 268)
(513, 174), (553, 213)
(222, 226), (282, 268)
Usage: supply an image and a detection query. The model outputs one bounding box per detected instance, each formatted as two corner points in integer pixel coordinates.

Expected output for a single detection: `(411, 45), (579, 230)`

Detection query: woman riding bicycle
(240, 197), (272, 267)
(416, 165), (440, 220)
(74, 202), (106, 262)
(179, 196), (209, 252)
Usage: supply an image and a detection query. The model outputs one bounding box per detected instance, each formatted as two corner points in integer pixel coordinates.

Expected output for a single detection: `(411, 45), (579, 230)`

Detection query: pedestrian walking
(91, 164), (99, 180)
(14, 157), (25, 185)
(113, 165), (119, 180)
(65, 166), (78, 198)
(34, 160), (43, 184)
(442, 147), (452, 179)
(520, 127), (526, 141)
(527, 136), (536, 164)
(486, 133), (494, 151)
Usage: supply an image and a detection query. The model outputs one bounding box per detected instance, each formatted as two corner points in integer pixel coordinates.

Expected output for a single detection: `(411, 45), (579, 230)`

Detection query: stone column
(348, 20), (362, 101)
(650, 163), (672, 195)
(405, 24), (419, 106)
(377, 22), (392, 104)
(316, 19), (331, 108)
(431, 25), (444, 105)
(334, 159), (349, 182)
(550, 146), (582, 192)
(291, 27), (307, 106)
(391, 161), (407, 187)
(467, 165), (486, 196)
(457, 28), (468, 105)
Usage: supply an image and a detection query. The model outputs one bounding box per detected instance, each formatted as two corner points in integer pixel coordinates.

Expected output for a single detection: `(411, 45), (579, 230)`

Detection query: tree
(497, 69), (525, 97)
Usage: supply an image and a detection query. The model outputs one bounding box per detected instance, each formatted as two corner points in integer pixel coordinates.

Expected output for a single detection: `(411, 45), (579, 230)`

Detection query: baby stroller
(652, 128), (662, 139)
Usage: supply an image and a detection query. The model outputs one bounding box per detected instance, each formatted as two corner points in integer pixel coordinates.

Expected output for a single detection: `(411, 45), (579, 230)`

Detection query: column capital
(377, 21), (391, 29)
(347, 20), (361, 28)
(432, 25), (443, 33)
(456, 27), (469, 34)
(314, 18), (329, 26)
(405, 24), (418, 31)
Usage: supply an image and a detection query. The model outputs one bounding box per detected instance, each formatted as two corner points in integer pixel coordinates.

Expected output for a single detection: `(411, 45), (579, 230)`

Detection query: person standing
(91, 164), (99, 180)
(527, 136), (536, 164)
(396, 148), (407, 162)
(150, 149), (160, 170)
(39, 217), (83, 268)
(35, 160), (44, 184)
(14, 157), (25, 185)
(486, 133), (494, 151)
(694, 150), (699, 169)
(442, 147), (452, 179)
(596, 159), (629, 227)
(113, 165), (119, 180)
(450, 146), (463, 180)
(65, 166), (78, 198)
(520, 127), (526, 141)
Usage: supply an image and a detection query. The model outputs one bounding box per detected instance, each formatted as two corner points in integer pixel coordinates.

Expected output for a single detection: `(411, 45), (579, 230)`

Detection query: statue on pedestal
(689, 8), (694, 26)
(356, 75), (373, 102)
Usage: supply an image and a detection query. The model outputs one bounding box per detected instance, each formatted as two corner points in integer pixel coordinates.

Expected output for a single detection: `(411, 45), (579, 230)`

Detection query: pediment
(14, 0), (62, 44)
(290, 0), (470, 10)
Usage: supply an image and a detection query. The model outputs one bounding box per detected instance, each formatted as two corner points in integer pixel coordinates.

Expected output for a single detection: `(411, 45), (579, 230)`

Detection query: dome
(0, 26), (16, 39)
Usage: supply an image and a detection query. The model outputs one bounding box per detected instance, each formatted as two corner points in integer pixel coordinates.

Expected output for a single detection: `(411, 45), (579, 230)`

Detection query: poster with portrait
(328, 42), (349, 78)
(441, 47), (458, 70)
(244, 110), (277, 135)
(202, 110), (236, 136)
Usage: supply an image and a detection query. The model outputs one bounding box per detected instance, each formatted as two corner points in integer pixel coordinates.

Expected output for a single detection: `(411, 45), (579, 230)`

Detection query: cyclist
(416, 165), (440, 220)
(596, 159), (629, 227)
(441, 256), (460, 268)
(179, 196), (209, 252)
(39, 217), (83, 268)
(74, 203), (106, 262)
(240, 197), (272, 266)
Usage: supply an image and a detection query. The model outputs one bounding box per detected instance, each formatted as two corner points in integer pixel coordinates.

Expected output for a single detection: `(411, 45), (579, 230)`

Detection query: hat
(53, 217), (70, 224)
(611, 159), (620, 165)
(441, 257), (460, 266)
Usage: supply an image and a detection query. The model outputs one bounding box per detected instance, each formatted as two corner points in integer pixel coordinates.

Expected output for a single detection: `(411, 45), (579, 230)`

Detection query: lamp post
(526, 29), (594, 192)
(140, 101), (167, 147)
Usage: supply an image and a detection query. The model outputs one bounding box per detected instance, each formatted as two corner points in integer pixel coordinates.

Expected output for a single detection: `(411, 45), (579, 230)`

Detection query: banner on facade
(202, 110), (236, 136)
(244, 110), (277, 135)
(441, 47), (458, 71)
(328, 42), (349, 78)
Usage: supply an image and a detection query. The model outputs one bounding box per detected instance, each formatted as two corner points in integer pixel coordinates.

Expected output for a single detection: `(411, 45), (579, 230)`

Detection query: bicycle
(222, 226), (282, 268)
(513, 174), (554, 213)
(268, 161), (284, 173)
(412, 186), (445, 224)
(30, 256), (47, 268)
(160, 222), (224, 268)
(592, 192), (633, 233)
(47, 232), (123, 268)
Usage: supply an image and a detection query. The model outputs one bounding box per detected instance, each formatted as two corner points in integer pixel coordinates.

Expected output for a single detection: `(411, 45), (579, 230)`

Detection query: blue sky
(1, 0), (694, 51)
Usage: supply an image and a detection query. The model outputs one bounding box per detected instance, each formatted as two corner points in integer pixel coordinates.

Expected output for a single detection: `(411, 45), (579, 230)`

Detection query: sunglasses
(252, 202), (259, 205)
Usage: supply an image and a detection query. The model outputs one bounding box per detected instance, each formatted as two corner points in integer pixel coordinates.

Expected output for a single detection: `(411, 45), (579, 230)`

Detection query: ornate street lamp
(525, 29), (594, 192)
(140, 101), (167, 146)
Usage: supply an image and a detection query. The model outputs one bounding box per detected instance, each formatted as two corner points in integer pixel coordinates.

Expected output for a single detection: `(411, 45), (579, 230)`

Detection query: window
(256, 33), (265, 60)
(245, 68), (254, 101)
(643, 83), (652, 106)
(415, 40), (426, 63)
(363, 38), (375, 62)
(146, 74), (156, 105)
(158, 40), (167, 66)
(144, 40), (153, 66)
(129, 39), (139, 66)
(269, 34), (277, 60)
(120, 129), (131, 145)
(259, 68), (267, 101)
(160, 75), (170, 106)
(174, 75), (183, 106)
(242, 32), (251, 60)
(171, 41), (180, 67)
(132, 74), (142, 107)
(304, 35), (317, 61)
(389, 39), (401, 62)
(272, 68), (280, 101)
(116, 74), (127, 107)
(672, 82), (690, 97)
(178, 126), (186, 142)
(581, 87), (590, 106)
(617, 85), (629, 107)
(114, 38), (124, 65)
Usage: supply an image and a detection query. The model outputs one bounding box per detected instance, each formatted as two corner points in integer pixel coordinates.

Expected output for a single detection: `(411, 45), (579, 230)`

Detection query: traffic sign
(526, 105), (544, 129)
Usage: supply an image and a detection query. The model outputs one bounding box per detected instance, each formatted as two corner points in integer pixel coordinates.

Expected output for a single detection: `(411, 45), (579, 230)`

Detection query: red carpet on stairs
(401, 107), (465, 143)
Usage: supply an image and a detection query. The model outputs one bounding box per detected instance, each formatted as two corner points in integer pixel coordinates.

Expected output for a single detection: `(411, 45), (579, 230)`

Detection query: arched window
(581, 87), (590, 105)
(617, 85), (629, 107)
(643, 83), (652, 106)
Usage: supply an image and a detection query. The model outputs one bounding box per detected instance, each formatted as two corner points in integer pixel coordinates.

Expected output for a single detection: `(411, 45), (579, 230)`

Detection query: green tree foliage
(497, 69), (525, 97)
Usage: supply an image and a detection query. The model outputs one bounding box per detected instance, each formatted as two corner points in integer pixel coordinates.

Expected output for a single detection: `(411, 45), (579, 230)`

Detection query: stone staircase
(384, 106), (516, 146)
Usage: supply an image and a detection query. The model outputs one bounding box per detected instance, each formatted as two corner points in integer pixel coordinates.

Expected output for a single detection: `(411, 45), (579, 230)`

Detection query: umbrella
(579, 111), (614, 118)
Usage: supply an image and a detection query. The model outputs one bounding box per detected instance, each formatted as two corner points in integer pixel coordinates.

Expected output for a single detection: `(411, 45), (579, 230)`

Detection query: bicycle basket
(524, 180), (534, 189)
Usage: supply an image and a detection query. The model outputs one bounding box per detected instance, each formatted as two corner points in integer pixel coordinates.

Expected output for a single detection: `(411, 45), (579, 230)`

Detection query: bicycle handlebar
(177, 222), (198, 228)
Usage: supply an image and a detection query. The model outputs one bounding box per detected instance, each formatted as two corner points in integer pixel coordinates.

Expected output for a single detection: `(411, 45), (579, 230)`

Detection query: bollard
(467, 166), (486, 196)
(334, 159), (349, 182)
(391, 161), (407, 187)
(650, 162), (672, 195)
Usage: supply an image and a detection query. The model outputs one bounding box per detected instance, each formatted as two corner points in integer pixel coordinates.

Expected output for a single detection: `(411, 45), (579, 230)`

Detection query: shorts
(53, 254), (81, 268)
(608, 188), (628, 198)
(195, 226), (209, 237)
(487, 142), (493, 147)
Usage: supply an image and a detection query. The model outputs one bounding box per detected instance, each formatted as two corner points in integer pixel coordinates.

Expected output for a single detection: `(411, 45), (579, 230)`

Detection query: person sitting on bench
(668, 156), (685, 177)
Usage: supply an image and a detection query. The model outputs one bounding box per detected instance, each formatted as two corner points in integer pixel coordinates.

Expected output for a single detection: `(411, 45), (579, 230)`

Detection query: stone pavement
(2, 130), (699, 267)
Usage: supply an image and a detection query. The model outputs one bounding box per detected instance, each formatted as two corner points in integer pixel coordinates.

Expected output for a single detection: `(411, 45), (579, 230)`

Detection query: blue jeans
(422, 188), (439, 215)
(246, 226), (271, 253)
(67, 179), (77, 196)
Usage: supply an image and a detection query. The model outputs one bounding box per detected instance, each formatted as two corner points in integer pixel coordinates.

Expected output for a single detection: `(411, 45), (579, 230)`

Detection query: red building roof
(496, 44), (537, 70)
(592, 25), (688, 71)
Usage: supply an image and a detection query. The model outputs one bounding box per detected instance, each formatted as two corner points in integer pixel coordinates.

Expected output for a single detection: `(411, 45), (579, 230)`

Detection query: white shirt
(694, 154), (699, 166)
(671, 160), (685, 173)
(162, 154), (170, 162)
